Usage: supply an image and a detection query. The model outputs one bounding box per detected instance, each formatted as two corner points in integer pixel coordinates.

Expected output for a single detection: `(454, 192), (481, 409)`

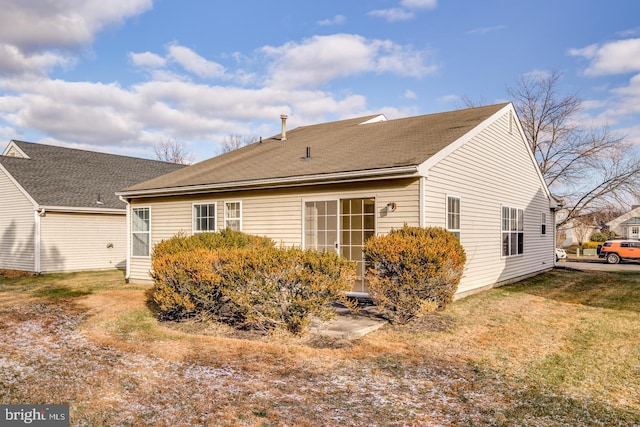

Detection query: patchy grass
(0, 268), (639, 426)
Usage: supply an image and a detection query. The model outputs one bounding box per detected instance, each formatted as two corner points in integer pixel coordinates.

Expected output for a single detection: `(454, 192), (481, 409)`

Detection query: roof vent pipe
(280, 114), (288, 141)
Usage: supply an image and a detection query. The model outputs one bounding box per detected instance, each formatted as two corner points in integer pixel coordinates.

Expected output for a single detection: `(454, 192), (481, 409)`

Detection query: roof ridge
(9, 140), (178, 166)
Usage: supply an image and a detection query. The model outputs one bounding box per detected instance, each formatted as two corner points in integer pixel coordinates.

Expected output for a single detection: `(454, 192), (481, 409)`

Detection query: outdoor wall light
(386, 202), (397, 213)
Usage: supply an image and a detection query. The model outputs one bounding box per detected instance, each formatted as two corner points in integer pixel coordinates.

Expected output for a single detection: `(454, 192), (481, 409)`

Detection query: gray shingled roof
(0, 141), (185, 210)
(620, 217), (640, 225)
(122, 103), (509, 195)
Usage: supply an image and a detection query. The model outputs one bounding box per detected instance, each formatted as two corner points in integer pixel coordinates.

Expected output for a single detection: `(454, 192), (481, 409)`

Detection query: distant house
(117, 103), (558, 298)
(556, 217), (600, 247)
(606, 205), (640, 239)
(0, 141), (184, 273)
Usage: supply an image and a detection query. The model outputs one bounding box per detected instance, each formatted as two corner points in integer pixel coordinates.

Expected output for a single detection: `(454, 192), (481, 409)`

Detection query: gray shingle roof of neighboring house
(0, 140), (185, 210)
(620, 217), (640, 225)
(121, 103), (509, 196)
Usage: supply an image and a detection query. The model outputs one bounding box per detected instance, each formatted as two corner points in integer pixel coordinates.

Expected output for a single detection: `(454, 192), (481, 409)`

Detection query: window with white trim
(193, 203), (216, 233)
(447, 196), (461, 239)
(132, 207), (150, 257)
(541, 212), (547, 235)
(224, 201), (242, 231)
(502, 206), (524, 256)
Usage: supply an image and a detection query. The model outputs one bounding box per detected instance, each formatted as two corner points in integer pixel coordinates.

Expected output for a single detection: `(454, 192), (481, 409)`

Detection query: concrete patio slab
(309, 308), (387, 339)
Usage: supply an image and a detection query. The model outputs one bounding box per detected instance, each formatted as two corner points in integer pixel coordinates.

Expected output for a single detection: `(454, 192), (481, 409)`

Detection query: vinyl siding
(39, 212), (126, 273)
(0, 168), (36, 271)
(128, 179), (420, 283)
(424, 111), (554, 295)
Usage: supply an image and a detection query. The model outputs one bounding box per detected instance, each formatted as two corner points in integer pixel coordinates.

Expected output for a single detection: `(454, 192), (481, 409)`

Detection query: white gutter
(116, 166), (420, 199)
(38, 205), (125, 214)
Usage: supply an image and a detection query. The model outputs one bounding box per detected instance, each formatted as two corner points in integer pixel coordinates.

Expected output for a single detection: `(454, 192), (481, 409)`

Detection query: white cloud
(616, 28), (640, 38)
(130, 45), (230, 81)
(129, 51), (166, 68)
(569, 38), (640, 76)
(167, 45), (228, 79)
(0, 70), (377, 158)
(261, 34), (374, 89)
(0, 78), (141, 144)
(0, 0), (152, 76)
(262, 34), (436, 89)
(438, 94), (459, 104)
(467, 25), (506, 35)
(373, 40), (437, 77)
(0, 0), (152, 51)
(400, 0), (437, 9)
(404, 90), (417, 99)
(0, 44), (75, 76)
(619, 124), (640, 145)
(317, 15), (346, 26)
(0, 125), (17, 141)
(369, 0), (436, 22)
(368, 8), (415, 22)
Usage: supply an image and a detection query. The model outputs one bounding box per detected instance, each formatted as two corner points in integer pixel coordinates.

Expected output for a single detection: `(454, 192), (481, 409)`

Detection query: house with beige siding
(117, 103), (558, 297)
(0, 141), (183, 274)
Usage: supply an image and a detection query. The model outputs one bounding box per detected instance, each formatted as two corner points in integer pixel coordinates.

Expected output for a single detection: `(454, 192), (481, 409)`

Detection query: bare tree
(154, 138), (194, 165)
(572, 215), (597, 246)
(556, 228), (567, 248)
(507, 70), (640, 227)
(221, 134), (258, 154)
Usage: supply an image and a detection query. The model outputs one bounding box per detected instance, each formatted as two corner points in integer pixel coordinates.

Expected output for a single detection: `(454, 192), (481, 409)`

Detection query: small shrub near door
(151, 231), (356, 334)
(364, 226), (466, 324)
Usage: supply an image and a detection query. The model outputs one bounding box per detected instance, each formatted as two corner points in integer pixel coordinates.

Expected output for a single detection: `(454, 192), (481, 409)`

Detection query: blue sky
(0, 0), (639, 162)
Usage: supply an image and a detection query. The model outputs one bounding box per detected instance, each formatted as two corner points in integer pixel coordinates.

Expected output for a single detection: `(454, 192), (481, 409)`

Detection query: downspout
(119, 196), (131, 281)
(419, 176), (426, 228)
(550, 198), (563, 264)
(34, 207), (44, 273)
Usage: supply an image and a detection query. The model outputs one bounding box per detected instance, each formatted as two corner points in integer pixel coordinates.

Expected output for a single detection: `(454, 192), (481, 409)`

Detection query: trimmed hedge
(581, 241), (601, 249)
(151, 232), (356, 334)
(364, 225), (466, 324)
(152, 229), (274, 258)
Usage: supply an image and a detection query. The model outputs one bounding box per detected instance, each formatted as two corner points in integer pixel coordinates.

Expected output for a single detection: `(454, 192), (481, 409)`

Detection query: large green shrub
(151, 231), (356, 334)
(589, 231), (616, 242)
(363, 225), (466, 324)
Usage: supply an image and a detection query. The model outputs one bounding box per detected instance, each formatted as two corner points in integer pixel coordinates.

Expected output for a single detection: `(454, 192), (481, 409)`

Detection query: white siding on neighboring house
(39, 212), (126, 273)
(423, 110), (554, 295)
(128, 179), (420, 284)
(0, 167), (37, 271)
(606, 206), (640, 238)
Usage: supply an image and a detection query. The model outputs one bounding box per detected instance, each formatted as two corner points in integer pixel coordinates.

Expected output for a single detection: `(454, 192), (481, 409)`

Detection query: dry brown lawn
(1, 268), (639, 426)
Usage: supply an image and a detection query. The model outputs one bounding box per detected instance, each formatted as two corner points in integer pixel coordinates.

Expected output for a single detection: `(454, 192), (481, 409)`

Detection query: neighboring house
(0, 140), (184, 273)
(556, 217), (600, 247)
(606, 205), (640, 239)
(117, 103), (558, 298)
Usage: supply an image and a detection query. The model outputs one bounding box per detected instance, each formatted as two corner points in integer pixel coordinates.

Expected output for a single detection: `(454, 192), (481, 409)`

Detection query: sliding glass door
(304, 197), (375, 293)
